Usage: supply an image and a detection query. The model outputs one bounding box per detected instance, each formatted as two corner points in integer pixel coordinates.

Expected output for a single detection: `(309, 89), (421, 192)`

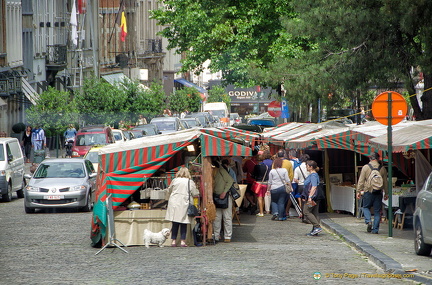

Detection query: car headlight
(25, 185), (39, 192)
(71, 185), (86, 192)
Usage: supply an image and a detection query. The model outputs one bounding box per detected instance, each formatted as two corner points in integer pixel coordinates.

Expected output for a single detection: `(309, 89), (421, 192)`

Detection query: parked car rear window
(0, 144), (4, 161)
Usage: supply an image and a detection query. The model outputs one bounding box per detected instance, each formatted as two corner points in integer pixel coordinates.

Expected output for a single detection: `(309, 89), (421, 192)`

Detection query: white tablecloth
(382, 195), (400, 208)
(330, 185), (356, 215)
(113, 209), (193, 246)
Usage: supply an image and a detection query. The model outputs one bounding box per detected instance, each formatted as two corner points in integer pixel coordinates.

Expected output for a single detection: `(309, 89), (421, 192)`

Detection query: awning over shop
(287, 126), (350, 150)
(174, 78), (207, 96)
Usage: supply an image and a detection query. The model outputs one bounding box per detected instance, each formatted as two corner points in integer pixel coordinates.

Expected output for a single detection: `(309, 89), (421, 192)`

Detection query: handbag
(187, 179), (199, 217)
(275, 168), (293, 193)
(252, 164), (269, 195)
(213, 193), (229, 209)
(230, 183), (241, 200)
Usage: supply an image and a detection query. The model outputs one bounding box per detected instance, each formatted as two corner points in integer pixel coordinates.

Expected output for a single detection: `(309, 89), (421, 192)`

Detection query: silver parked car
(414, 171), (432, 255)
(150, 117), (187, 134)
(23, 158), (97, 213)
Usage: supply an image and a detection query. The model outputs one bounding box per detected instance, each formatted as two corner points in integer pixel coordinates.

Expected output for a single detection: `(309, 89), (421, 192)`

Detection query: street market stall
(90, 129), (252, 248)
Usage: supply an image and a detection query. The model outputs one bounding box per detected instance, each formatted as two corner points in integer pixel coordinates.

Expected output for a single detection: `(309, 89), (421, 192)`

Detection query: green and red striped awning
(217, 126), (260, 145)
(94, 130), (252, 210)
(316, 130), (354, 151)
(369, 125), (432, 152)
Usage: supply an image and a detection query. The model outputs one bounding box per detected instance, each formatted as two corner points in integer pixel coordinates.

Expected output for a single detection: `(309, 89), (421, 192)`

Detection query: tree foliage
(152, 0), (309, 87)
(26, 87), (78, 134)
(168, 87), (202, 113)
(207, 85), (231, 107)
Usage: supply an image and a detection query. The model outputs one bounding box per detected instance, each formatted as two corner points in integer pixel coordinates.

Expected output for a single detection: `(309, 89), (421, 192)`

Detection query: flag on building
(120, 11), (127, 42)
(70, 0), (78, 46)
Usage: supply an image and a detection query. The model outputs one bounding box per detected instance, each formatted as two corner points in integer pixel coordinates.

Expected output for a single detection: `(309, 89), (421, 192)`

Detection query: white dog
(143, 228), (170, 248)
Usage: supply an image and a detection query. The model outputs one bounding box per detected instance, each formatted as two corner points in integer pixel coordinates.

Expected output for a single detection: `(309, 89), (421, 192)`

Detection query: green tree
(207, 85), (231, 107)
(168, 87), (202, 113)
(26, 87), (77, 135)
(75, 77), (128, 126)
(121, 79), (166, 123)
(151, 0), (309, 88)
(288, 0), (432, 120)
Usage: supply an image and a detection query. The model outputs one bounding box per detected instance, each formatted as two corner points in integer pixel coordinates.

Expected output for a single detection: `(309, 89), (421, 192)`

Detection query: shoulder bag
(187, 179), (199, 217)
(252, 164), (269, 195)
(276, 168), (293, 194)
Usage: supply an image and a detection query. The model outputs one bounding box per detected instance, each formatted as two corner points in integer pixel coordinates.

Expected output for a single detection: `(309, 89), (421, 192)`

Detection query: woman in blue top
(302, 160), (323, 236)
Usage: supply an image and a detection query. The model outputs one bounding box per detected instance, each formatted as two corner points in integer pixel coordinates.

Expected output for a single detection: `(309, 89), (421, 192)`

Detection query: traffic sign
(268, 101), (282, 117)
(372, 91), (408, 125)
(281, 98), (289, 119)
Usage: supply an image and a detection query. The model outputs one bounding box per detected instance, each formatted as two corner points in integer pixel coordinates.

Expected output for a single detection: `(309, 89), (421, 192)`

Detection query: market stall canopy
(369, 125), (432, 152)
(96, 129), (252, 209)
(265, 123), (322, 146)
(286, 125), (350, 150)
(216, 126), (260, 146)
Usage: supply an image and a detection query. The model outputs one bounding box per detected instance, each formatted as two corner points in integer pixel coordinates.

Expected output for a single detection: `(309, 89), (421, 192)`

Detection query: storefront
(207, 80), (276, 117)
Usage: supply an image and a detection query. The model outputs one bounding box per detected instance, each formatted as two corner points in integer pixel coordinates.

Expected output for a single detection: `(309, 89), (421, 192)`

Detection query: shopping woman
(165, 167), (200, 247)
(22, 125), (32, 163)
(252, 150), (272, 217)
(301, 160), (323, 236)
(267, 157), (290, 221)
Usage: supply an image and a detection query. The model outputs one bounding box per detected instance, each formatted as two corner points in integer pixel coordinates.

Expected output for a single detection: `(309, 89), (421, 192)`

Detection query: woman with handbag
(301, 160), (323, 236)
(267, 158), (290, 221)
(165, 167), (200, 247)
(213, 161), (235, 243)
(252, 151), (272, 217)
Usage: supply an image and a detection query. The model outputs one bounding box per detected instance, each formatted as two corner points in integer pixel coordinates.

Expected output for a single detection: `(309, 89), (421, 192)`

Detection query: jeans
(362, 191), (383, 233)
(271, 186), (288, 219)
(171, 222), (187, 240)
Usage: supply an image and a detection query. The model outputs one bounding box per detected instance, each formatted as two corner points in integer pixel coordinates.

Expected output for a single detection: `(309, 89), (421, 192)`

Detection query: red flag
(120, 11), (127, 42)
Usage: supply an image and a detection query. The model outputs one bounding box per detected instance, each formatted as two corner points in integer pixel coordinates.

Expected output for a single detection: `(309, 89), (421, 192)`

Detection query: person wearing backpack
(356, 152), (389, 234)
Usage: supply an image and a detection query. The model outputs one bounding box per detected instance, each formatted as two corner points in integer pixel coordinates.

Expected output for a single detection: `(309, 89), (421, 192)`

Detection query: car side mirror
(89, 173), (97, 178)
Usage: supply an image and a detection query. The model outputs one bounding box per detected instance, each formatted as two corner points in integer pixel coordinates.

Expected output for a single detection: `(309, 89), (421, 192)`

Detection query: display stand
(95, 194), (128, 255)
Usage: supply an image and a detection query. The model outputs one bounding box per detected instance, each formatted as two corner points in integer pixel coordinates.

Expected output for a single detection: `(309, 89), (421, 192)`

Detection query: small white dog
(143, 228), (170, 248)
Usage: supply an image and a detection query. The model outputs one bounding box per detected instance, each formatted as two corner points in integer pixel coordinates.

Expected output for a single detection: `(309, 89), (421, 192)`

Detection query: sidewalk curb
(321, 216), (432, 284)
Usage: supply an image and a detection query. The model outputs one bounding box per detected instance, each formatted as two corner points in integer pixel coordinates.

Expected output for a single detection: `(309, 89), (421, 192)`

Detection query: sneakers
(224, 239), (231, 243)
(310, 227), (323, 236)
(367, 222), (372, 233)
(271, 214), (278, 221)
(256, 213), (264, 217)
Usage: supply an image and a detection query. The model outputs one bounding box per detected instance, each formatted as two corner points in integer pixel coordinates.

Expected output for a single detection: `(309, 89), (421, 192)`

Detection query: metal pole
(387, 92), (393, 237)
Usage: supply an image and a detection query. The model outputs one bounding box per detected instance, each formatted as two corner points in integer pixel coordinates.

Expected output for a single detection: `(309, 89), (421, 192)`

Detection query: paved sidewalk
(321, 212), (432, 284)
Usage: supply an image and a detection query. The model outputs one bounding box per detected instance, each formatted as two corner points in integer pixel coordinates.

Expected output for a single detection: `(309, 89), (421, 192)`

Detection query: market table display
(330, 184), (356, 215)
(113, 209), (193, 246)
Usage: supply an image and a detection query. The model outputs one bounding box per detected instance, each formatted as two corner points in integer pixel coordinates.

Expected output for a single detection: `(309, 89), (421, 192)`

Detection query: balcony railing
(145, 39), (163, 54)
(46, 44), (67, 66)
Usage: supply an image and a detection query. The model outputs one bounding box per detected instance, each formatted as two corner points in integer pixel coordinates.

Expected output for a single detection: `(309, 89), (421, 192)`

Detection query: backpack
(290, 159), (301, 170)
(366, 164), (383, 193)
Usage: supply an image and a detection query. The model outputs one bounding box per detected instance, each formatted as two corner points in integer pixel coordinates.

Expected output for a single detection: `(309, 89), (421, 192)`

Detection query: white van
(203, 102), (229, 126)
(0, 138), (25, 201)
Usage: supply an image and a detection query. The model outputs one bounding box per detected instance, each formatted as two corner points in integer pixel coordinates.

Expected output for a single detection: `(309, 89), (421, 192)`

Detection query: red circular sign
(268, 101), (282, 117)
(371, 91), (408, 125)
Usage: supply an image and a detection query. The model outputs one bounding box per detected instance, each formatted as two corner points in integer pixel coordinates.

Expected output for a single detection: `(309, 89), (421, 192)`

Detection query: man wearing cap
(356, 152), (388, 234)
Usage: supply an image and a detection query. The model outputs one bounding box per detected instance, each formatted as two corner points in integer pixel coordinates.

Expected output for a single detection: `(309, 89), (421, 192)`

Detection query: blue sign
(281, 98), (289, 118)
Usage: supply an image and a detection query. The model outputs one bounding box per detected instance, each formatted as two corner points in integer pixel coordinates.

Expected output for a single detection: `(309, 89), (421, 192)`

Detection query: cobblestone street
(0, 195), (414, 284)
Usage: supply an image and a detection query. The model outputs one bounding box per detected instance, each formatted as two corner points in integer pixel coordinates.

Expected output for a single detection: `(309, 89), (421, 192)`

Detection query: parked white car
(0, 137), (25, 202)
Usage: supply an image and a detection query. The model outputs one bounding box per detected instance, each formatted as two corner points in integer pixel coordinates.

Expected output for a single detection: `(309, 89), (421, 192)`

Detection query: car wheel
(2, 183), (12, 202)
(16, 179), (26, 198)
(415, 222), (432, 256)
(24, 205), (35, 214)
(81, 193), (93, 212)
